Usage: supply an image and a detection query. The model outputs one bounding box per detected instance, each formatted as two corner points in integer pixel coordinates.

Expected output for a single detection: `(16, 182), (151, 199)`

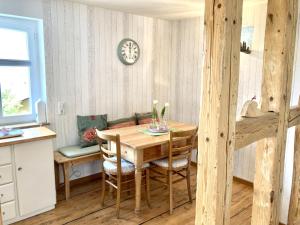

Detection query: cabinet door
(14, 139), (56, 216)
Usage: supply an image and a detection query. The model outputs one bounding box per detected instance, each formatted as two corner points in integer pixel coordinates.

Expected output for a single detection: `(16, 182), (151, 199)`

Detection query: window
(0, 15), (45, 125)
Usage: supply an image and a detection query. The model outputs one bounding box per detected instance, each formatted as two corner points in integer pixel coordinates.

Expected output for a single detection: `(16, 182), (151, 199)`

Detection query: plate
(148, 127), (169, 133)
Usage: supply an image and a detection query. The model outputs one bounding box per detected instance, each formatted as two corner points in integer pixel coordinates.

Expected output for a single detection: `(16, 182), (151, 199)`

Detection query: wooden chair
(96, 130), (151, 218)
(150, 128), (198, 214)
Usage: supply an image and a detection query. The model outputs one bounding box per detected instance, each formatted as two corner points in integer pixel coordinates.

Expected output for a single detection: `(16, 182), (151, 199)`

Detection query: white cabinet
(0, 183), (15, 203)
(0, 148), (11, 165)
(14, 140), (56, 216)
(0, 166), (12, 186)
(0, 130), (56, 225)
(1, 202), (16, 221)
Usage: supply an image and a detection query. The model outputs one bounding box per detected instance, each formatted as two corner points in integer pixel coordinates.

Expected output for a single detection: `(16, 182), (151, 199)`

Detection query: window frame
(0, 15), (42, 125)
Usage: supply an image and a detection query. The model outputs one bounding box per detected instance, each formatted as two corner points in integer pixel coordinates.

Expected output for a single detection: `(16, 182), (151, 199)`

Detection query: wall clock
(117, 38), (140, 65)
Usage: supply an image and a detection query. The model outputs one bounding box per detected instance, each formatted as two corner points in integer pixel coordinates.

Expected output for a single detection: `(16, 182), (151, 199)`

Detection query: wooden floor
(13, 167), (253, 225)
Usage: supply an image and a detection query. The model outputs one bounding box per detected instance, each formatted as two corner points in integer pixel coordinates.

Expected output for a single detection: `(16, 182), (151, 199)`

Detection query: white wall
(0, 0), (43, 19)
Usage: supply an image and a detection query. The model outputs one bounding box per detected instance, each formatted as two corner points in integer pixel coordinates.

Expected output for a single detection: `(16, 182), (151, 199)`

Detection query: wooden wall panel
(43, 0), (161, 148)
(153, 17), (204, 125)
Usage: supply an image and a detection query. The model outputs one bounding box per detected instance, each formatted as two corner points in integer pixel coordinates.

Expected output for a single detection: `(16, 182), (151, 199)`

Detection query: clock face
(117, 39), (140, 65)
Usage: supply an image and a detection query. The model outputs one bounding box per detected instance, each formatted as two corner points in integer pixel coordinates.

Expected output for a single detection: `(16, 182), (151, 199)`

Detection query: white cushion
(103, 157), (150, 174)
(152, 158), (188, 169)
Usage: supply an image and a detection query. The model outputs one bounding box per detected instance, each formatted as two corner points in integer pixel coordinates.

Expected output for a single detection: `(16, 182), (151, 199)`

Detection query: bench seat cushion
(59, 145), (100, 158)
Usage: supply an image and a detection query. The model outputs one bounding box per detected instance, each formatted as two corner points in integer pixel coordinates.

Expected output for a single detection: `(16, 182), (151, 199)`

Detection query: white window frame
(0, 15), (43, 125)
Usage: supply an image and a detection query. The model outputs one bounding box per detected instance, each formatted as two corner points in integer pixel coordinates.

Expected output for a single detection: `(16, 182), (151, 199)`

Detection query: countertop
(0, 127), (56, 147)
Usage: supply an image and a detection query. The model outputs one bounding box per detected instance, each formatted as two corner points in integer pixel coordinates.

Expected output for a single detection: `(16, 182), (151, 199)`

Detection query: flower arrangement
(151, 100), (169, 131)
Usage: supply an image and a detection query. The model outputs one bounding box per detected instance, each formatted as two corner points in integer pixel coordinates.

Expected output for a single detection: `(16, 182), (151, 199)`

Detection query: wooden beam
(195, 0), (242, 224)
(251, 0), (298, 224)
(289, 106), (300, 128)
(288, 100), (300, 225)
(234, 105), (300, 150)
(235, 112), (278, 149)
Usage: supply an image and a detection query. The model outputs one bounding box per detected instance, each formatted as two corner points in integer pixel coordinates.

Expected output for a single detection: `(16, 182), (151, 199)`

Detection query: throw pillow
(77, 114), (107, 148)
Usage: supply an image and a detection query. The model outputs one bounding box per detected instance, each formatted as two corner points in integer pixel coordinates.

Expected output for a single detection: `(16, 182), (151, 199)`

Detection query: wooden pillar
(288, 100), (300, 225)
(195, 0), (242, 224)
(251, 0), (298, 225)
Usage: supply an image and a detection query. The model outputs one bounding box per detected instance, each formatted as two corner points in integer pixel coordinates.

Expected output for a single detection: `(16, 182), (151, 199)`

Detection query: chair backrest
(168, 128), (198, 170)
(96, 129), (122, 176)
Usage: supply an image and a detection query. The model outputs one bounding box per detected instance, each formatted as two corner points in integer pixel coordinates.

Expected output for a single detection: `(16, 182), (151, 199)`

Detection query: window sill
(0, 122), (50, 130)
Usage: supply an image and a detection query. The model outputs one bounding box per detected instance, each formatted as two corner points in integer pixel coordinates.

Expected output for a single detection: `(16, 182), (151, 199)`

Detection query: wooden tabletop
(0, 127), (56, 147)
(101, 121), (197, 150)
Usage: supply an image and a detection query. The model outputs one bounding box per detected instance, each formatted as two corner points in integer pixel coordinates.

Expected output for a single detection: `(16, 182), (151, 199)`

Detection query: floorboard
(13, 167), (253, 225)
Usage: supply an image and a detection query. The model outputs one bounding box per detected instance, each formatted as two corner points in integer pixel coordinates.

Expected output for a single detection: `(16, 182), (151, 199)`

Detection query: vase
(160, 118), (168, 131)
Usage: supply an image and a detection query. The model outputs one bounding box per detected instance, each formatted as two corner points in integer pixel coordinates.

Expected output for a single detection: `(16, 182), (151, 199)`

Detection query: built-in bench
(54, 145), (101, 200)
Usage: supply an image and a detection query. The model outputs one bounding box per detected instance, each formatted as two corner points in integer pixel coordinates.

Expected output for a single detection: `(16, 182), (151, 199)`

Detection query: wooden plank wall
(43, 0), (169, 149)
(153, 18), (204, 124)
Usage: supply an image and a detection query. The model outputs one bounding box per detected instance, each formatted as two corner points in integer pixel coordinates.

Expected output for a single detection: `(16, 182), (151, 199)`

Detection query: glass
(0, 28), (30, 60)
(0, 66), (31, 116)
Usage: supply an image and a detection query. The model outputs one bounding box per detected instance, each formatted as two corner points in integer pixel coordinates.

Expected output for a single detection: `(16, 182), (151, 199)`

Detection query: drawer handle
(18, 167), (22, 171)
(2, 211), (5, 215)
(0, 194), (3, 197)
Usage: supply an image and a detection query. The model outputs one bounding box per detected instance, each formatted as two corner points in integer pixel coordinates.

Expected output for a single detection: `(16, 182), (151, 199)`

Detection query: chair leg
(126, 175), (131, 197)
(186, 167), (192, 203)
(116, 183), (121, 219)
(109, 177), (114, 199)
(100, 171), (106, 207)
(168, 170), (173, 214)
(145, 169), (151, 208)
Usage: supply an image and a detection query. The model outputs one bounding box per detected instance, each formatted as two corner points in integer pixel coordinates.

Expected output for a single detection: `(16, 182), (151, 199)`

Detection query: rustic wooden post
(288, 99), (300, 225)
(195, 0), (242, 224)
(251, 0), (298, 225)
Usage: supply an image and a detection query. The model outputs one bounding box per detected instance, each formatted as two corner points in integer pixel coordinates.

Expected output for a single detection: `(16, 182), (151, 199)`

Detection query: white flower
(153, 100), (158, 105)
(165, 102), (170, 107)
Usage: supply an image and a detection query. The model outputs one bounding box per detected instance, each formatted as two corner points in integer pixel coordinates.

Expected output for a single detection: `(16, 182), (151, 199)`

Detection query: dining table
(100, 120), (197, 213)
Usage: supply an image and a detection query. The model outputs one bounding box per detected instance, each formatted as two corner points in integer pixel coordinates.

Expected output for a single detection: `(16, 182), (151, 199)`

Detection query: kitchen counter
(0, 127), (56, 147)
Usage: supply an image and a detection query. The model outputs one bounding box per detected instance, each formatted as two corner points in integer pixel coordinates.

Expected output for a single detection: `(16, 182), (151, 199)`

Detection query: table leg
(135, 168), (142, 213)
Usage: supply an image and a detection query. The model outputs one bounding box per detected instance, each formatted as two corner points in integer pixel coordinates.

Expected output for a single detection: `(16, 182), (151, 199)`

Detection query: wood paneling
(154, 17), (204, 124)
(43, 0), (166, 149)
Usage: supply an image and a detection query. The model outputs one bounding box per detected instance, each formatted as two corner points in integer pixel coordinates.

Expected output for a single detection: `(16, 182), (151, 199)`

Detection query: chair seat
(152, 158), (188, 169)
(103, 157), (150, 175)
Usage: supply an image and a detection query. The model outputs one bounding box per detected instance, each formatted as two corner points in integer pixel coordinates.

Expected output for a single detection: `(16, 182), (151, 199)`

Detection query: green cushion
(59, 145), (100, 158)
(107, 116), (137, 129)
(77, 114), (108, 148)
